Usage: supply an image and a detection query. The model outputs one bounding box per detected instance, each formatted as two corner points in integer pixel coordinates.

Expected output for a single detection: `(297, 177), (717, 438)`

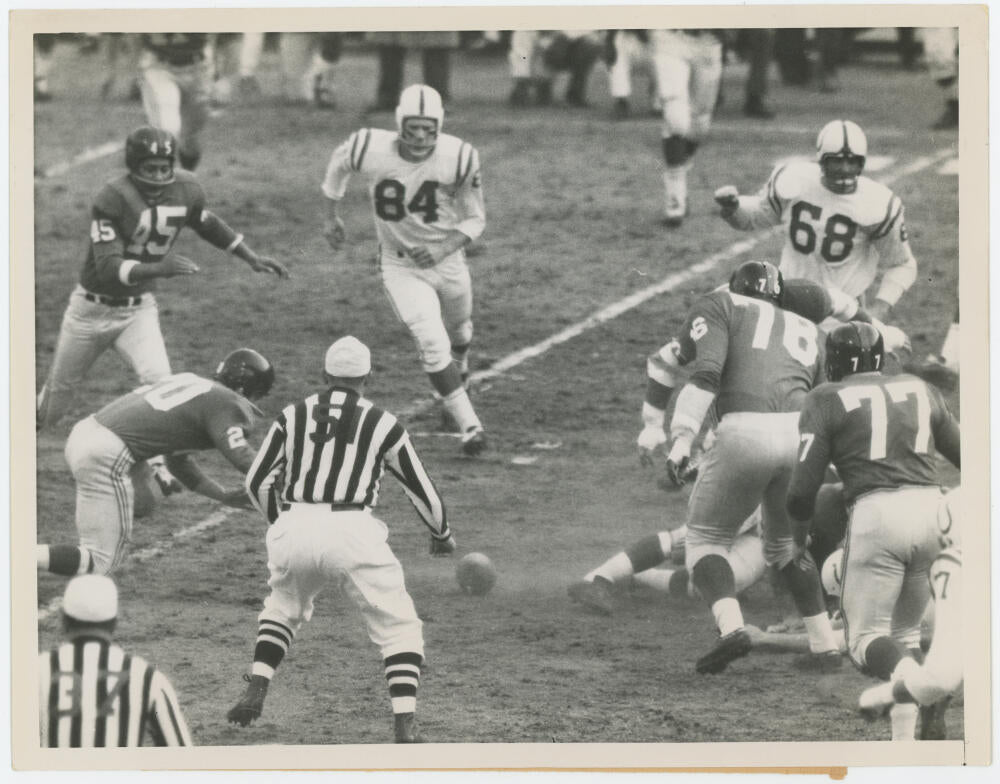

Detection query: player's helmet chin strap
(399, 119), (438, 159)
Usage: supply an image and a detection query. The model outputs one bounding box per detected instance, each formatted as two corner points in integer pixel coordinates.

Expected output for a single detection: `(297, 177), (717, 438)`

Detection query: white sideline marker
(36, 148), (953, 621)
(40, 141), (123, 179)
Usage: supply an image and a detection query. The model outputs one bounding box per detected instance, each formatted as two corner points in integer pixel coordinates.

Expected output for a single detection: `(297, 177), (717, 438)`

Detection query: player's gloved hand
(323, 217), (346, 251)
(429, 533), (457, 556)
(713, 185), (740, 216)
(248, 254), (290, 279)
(871, 319), (911, 356)
(408, 246), (438, 269)
(637, 425), (667, 467)
(158, 254), (200, 278)
(662, 437), (694, 489)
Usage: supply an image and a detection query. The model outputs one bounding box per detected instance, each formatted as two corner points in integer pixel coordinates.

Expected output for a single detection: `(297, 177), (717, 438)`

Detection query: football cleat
(792, 650), (843, 673)
(227, 674), (268, 727)
(461, 426), (488, 457)
(568, 577), (615, 616)
(393, 712), (424, 743)
(816, 119), (867, 194)
(695, 628), (752, 674)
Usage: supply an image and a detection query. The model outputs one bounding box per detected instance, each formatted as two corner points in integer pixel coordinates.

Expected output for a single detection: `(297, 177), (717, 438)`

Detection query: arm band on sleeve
(226, 233), (245, 254)
(118, 259), (140, 286)
(669, 384), (715, 441)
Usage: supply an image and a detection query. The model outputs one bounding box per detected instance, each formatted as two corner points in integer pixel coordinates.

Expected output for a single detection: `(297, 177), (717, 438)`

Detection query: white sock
(441, 387), (481, 434)
(663, 166), (688, 216)
(36, 545), (49, 571)
(802, 612), (841, 654)
(656, 530), (676, 557)
(251, 662), (275, 680)
(588, 553), (633, 584)
(891, 656), (920, 684)
(391, 696), (417, 714)
(890, 702), (919, 740)
(633, 568), (676, 593)
(711, 597), (744, 636)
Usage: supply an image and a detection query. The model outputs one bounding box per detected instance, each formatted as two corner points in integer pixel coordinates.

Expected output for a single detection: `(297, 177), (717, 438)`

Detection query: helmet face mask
(395, 84), (444, 161)
(816, 119), (867, 195)
(728, 260), (784, 306)
(824, 322), (885, 382)
(214, 348), (275, 401)
(125, 126), (178, 197)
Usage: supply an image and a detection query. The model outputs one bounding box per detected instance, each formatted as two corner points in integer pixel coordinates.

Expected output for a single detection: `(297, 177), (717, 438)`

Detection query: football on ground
(456, 552), (497, 595)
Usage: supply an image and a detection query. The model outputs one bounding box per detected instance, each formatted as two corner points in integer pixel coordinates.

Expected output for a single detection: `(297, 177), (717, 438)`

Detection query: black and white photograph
(9, 2), (990, 773)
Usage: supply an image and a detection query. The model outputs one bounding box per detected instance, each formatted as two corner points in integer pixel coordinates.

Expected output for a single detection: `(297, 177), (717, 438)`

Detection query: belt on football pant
(280, 502), (368, 512)
(84, 291), (145, 307)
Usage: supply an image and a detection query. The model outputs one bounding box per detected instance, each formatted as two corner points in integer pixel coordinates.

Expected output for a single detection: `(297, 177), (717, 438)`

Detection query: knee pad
(447, 319), (473, 348)
(730, 535), (767, 594)
(684, 527), (731, 572)
(764, 536), (798, 569)
(406, 316), (452, 373)
(661, 134), (690, 166)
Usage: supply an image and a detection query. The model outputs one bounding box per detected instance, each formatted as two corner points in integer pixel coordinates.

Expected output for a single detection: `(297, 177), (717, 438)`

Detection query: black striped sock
(384, 652), (422, 713)
(254, 619), (294, 671)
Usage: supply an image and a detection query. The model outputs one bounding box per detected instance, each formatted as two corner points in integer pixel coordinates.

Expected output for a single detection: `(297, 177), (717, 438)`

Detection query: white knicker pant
(651, 30), (722, 138)
(39, 286), (171, 427)
(840, 486), (945, 668)
(64, 416), (136, 574)
(380, 250), (473, 373)
(139, 51), (211, 151)
(258, 504), (424, 660)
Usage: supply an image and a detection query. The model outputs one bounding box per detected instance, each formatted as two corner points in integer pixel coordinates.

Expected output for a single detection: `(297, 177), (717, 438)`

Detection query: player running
(36, 126), (288, 492)
(36, 349), (275, 577)
(321, 84), (488, 456)
(714, 120), (918, 327)
(787, 323), (960, 740)
(650, 261), (841, 674)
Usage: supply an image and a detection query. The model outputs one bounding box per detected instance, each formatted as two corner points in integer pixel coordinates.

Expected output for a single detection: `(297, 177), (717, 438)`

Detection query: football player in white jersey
(713, 120), (918, 326)
(322, 84), (487, 456)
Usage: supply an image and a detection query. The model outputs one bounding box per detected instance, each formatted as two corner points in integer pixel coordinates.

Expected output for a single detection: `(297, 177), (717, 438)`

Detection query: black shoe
(696, 628), (752, 674)
(509, 79), (531, 107)
(393, 712), (423, 743)
(743, 97), (775, 119)
(227, 674), (269, 727)
(792, 650), (843, 673)
(918, 697), (951, 740)
(568, 576), (615, 615)
(461, 427), (488, 457)
(613, 97), (630, 120)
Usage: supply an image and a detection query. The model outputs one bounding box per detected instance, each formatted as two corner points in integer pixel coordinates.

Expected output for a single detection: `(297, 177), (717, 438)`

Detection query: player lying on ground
(37, 349), (275, 577)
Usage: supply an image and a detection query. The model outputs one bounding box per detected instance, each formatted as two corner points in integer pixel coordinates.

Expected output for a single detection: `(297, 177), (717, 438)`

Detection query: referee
(39, 574), (193, 747)
(227, 335), (456, 743)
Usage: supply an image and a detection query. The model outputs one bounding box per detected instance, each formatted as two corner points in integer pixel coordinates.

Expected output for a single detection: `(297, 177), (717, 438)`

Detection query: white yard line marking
(39, 141), (123, 179)
(37, 148), (953, 620)
(38, 509), (236, 623)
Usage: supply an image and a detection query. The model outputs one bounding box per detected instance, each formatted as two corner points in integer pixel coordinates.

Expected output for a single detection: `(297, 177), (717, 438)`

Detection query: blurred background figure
(606, 30), (660, 119)
(278, 32), (342, 107)
(815, 28), (848, 93)
(922, 27), (958, 129)
(138, 33), (212, 170)
(34, 33), (56, 101)
(368, 31), (459, 111)
(99, 34), (142, 102)
(509, 30), (602, 107)
(739, 28), (776, 118)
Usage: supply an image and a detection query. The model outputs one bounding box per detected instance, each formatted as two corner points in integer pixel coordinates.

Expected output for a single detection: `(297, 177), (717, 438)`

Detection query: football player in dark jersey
(788, 322), (960, 740)
(37, 349), (275, 578)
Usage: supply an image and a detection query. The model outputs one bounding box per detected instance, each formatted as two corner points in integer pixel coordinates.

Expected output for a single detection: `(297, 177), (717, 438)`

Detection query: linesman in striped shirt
(227, 335), (456, 743)
(39, 575), (193, 747)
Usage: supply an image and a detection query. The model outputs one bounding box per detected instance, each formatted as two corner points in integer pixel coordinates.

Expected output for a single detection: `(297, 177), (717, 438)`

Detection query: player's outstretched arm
(193, 209), (290, 278)
(322, 198), (347, 251)
(165, 453), (244, 505)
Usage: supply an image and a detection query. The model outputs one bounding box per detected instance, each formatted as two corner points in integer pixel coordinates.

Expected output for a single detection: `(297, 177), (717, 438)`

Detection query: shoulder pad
(854, 177), (899, 228)
(770, 160), (817, 201)
(348, 128), (391, 171)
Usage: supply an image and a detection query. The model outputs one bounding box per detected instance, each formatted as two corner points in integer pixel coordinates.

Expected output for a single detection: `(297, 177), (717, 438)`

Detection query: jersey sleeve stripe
(348, 131), (362, 171)
(872, 198), (903, 239)
(454, 142), (469, 185)
(117, 654), (132, 746)
(872, 195), (899, 237)
(137, 664), (155, 746)
(459, 145), (476, 186)
(766, 164), (787, 215)
(46, 649), (59, 748)
(354, 129), (372, 171)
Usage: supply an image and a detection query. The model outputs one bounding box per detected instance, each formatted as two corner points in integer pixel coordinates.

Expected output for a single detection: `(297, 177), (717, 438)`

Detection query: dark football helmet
(816, 119), (867, 195)
(825, 322), (884, 382)
(214, 348), (275, 400)
(125, 126), (177, 193)
(728, 260), (784, 306)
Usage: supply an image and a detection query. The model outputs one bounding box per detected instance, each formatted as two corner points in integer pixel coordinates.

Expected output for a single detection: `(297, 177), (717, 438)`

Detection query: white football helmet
(816, 119), (867, 194)
(821, 548), (845, 597)
(396, 84), (444, 160)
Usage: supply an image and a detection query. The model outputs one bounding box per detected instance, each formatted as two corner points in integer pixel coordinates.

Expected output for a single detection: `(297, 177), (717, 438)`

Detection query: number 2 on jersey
(837, 379), (931, 460)
(374, 179), (439, 223)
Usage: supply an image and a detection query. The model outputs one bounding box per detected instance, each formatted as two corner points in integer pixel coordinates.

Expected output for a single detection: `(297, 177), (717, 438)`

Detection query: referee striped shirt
(39, 635), (192, 747)
(246, 386), (449, 538)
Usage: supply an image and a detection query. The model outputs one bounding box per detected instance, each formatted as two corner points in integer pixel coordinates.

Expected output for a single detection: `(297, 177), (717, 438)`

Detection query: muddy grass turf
(32, 40), (961, 744)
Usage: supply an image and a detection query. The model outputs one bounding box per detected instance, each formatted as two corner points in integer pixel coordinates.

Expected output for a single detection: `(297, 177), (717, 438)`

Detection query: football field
(33, 39), (961, 744)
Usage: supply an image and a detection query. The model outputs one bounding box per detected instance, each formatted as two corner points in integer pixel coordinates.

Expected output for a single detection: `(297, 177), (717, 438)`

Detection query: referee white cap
(325, 336), (371, 377)
(63, 575), (118, 623)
